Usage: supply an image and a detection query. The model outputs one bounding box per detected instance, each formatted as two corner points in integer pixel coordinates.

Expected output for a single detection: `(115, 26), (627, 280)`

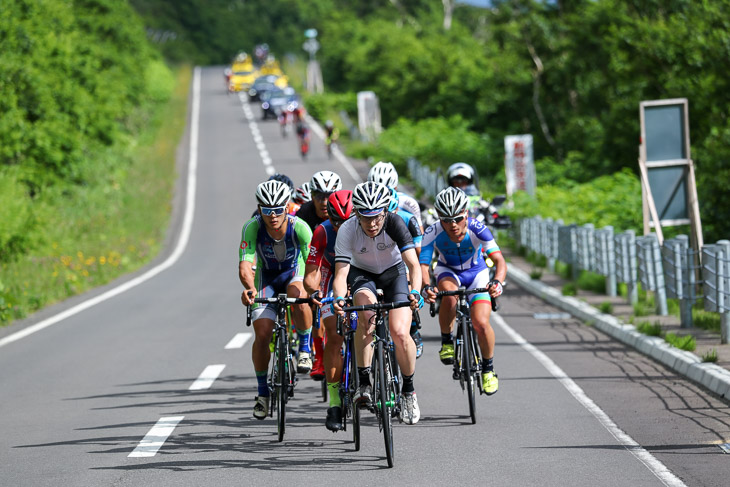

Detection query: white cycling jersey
(334, 212), (415, 274)
(397, 192), (422, 228)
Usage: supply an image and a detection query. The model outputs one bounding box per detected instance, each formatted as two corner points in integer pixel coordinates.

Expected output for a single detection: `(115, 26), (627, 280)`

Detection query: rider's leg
(322, 314), (344, 407)
(390, 306), (416, 376)
(288, 281), (312, 351)
(437, 276), (459, 338)
(353, 289), (376, 370)
(470, 300), (495, 361)
(252, 317), (275, 395)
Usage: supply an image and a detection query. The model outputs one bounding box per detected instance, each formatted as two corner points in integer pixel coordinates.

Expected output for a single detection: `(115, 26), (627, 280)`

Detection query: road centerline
(128, 416), (184, 458)
(189, 364), (226, 391)
(225, 332), (252, 349)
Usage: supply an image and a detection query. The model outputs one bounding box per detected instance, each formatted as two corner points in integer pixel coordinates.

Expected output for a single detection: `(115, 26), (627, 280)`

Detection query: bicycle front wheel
(375, 342), (394, 468)
(462, 316), (477, 424)
(349, 342), (361, 451)
(277, 330), (288, 442)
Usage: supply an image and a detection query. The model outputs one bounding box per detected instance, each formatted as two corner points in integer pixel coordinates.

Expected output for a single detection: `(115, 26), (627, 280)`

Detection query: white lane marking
(0, 67), (203, 349)
(188, 364), (226, 391)
(128, 416), (184, 458)
(491, 313), (686, 487)
(225, 332), (252, 349)
(304, 113), (362, 183)
(241, 98), (275, 176)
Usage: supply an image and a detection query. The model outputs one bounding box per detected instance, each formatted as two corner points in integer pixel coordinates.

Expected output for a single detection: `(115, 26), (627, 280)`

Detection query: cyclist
(324, 120), (340, 156)
(295, 171), (342, 231)
(419, 187), (506, 395)
(331, 181), (424, 425)
(240, 180), (314, 419)
(368, 161), (423, 229)
(303, 190), (353, 431)
(295, 170), (342, 380)
(250, 174), (299, 216)
(293, 182), (312, 206)
(388, 188), (425, 359)
(447, 162), (511, 231)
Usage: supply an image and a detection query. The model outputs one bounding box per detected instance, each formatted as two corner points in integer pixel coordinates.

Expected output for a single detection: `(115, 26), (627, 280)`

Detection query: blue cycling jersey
(395, 209), (422, 246)
(419, 218), (500, 271)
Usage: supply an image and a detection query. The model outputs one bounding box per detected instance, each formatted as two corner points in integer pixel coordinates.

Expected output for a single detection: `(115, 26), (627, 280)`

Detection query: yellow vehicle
(274, 75), (289, 89)
(229, 68), (259, 93)
(260, 58), (283, 77)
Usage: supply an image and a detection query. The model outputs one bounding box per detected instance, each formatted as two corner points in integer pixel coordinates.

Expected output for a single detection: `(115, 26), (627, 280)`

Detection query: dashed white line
(491, 313), (686, 487)
(225, 332), (252, 349)
(240, 97), (276, 176)
(188, 364), (226, 391)
(128, 416), (184, 458)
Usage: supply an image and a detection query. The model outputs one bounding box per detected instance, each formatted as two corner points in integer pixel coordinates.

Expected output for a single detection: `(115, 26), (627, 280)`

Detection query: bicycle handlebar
(428, 287), (499, 316)
(244, 292), (318, 327)
(342, 300), (413, 313)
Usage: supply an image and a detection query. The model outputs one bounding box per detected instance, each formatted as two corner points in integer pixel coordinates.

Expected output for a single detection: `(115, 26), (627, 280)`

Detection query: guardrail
(518, 216), (730, 342)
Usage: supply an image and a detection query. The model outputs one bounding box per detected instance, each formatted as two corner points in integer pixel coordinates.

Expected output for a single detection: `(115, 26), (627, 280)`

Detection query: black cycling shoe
(325, 406), (344, 432)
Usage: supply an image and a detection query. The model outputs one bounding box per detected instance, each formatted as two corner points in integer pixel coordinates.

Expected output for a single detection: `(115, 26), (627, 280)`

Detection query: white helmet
(434, 187), (469, 218)
(352, 181), (391, 216)
(368, 161), (399, 188)
(446, 162), (475, 185)
(294, 182), (311, 204)
(256, 180), (291, 207)
(310, 170), (342, 194)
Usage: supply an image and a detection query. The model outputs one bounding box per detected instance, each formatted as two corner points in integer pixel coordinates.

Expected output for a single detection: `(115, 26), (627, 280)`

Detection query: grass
(636, 320), (663, 337)
(577, 270), (606, 294)
(598, 301), (613, 314)
(692, 308), (721, 333)
(529, 269), (543, 280)
(562, 282), (577, 296)
(664, 332), (696, 351)
(701, 348), (718, 363)
(0, 65), (191, 326)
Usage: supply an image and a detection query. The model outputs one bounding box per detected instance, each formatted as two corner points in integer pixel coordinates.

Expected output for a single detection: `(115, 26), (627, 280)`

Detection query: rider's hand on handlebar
(241, 290), (256, 306)
(488, 280), (503, 298)
(332, 296), (346, 317)
(408, 290), (424, 310)
(422, 285), (438, 304)
(310, 290), (322, 306)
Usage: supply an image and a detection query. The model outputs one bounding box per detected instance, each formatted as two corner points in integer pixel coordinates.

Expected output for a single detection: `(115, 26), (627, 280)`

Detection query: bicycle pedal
(452, 370), (460, 381)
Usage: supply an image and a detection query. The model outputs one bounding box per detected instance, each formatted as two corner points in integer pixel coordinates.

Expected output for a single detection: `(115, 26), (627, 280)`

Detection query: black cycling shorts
(347, 261), (409, 303)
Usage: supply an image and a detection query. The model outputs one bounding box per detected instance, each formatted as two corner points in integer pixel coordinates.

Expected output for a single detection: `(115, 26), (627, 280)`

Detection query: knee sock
(313, 335), (324, 362)
(255, 370), (269, 397)
(328, 382), (341, 407)
(297, 328), (312, 353)
(402, 373), (415, 394)
(441, 332), (453, 345)
(482, 356), (494, 373)
(358, 367), (371, 387)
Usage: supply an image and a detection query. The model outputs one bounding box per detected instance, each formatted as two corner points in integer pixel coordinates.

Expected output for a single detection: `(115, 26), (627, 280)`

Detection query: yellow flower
(100, 256), (107, 265)
(85, 257), (96, 266)
(77, 251), (84, 259)
(82, 270), (89, 277)
(61, 256), (72, 266)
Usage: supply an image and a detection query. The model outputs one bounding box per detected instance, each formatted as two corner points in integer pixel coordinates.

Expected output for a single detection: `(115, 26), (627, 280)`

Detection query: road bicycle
(246, 293), (315, 442)
(340, 296), (415, 468)
(430, 288), (498, 424)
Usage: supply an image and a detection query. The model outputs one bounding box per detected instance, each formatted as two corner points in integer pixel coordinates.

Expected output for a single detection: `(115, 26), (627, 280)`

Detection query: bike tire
(277, 330), (288, 442)
(321, 379), (328, 402)
(350, 342), (361, 451)
(375, 342), (394, 468)
(462, 316), (477, 424)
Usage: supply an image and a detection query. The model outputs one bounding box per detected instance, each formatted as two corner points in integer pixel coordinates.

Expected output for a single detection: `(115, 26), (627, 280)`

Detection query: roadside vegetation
(0, 1), (187, 325)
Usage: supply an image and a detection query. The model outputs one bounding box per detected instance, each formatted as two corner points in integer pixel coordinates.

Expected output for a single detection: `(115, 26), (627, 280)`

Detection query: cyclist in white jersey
(331, 181), (424, 424)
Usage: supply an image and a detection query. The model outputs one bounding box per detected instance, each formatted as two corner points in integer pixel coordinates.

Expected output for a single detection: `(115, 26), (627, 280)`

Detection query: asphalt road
(1, 67), (729, 486)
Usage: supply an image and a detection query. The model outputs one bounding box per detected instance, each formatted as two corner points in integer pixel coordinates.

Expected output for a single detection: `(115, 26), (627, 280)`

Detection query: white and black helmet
(310, 170), (342, 194)
(367, 161), (399, 188)
(352, 181), (391, 216)
(256, 180), (291, 207)
(446, 162), (475, 185)
(434, 187), (469, 218)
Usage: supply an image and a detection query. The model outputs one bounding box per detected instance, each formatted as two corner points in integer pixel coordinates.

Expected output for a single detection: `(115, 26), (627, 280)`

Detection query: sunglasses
(357, 211), (385, 224)
(312, 191), (332, 202)
(439, 214), (466, 224)
(260, 206), (287, 216)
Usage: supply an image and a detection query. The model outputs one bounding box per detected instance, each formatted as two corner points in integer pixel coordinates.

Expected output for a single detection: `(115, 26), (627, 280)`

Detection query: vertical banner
(504, 134), (536, 196)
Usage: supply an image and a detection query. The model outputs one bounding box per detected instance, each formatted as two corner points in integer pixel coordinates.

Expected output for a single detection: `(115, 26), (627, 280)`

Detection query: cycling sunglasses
(312, 190), (333, 202)
(439, 214), (466, 224)
(260, 206), (287, 216)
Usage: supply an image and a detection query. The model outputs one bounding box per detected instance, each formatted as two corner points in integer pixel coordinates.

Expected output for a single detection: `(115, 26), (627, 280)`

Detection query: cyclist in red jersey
(303, 190), (353, 431)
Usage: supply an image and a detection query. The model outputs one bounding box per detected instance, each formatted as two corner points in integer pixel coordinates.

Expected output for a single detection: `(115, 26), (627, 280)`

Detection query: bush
(664, 332), (696, 352)
(636, 321), (663, 337)
(598, 301), (613, 314)
(562, 283), (577, 296)
(304, 92), (357, 124)
(701, 349), (718, 363)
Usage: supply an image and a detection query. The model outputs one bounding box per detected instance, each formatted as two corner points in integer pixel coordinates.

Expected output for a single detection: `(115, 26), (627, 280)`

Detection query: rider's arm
(303, 263), (321, 295)
(239, 217), (260, 303)
(293, 217), (313, 275)
(470, 219), (507, 285)
(402, 248), (422, 294)
(303, 225), (326, 294)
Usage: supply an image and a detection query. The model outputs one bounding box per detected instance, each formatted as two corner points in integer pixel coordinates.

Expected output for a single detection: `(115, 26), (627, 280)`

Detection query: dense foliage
(0, 0), (171, 263)
(131, 0), (729, 241)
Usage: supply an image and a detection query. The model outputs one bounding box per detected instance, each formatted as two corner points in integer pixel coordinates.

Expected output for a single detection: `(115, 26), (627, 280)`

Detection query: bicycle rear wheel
(277, 330), (288, 442)
(349, 342), (361, 451)
(375, 342), (394, 468)
(461, 316), (477, 424)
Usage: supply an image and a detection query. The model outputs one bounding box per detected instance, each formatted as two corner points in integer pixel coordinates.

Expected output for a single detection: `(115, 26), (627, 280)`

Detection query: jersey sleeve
(419, 223), (438, 264)
(407, 215), (423, 247)
(239, 217), (260, 263)
(398, 193), (422, 227)
(385, 213), (414, 253)
(294, 218), (313, 271)
(306, 224), (327, 266)
(334, 219), (355, 265)
(469, 219), (500, 256)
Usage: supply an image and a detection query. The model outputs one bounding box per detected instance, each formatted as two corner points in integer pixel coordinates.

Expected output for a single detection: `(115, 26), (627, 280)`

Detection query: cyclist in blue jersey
(368, 161), (423, 230)
(419, 187), (506, 395)
(240, 180), (314, 419)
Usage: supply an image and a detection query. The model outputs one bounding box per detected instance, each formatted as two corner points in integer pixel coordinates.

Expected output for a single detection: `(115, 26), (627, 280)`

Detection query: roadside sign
(504, 134), (536, 197)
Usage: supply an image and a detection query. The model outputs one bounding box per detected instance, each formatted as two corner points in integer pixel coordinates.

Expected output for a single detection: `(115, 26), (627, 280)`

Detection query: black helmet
(268, 173), (294, 192)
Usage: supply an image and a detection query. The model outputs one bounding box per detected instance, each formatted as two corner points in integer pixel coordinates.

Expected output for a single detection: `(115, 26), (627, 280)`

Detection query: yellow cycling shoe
(439, 344), (455, 365)
(482, 371), (499, 395)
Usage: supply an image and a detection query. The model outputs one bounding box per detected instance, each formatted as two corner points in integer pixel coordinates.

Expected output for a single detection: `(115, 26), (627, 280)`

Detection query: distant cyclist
(239, 180), (314, 419)
(419, 187), (506, 395)
(368, 161), (423, 229)
(331, 181), (424, 425)
(324, 120), (340, 158)
(303, 190), (353, 431)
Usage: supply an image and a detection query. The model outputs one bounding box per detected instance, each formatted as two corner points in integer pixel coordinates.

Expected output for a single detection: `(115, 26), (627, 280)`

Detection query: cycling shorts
(347, 261), (409, 303)
(434, 263), (491, 305)
(252, 268), (303, 322)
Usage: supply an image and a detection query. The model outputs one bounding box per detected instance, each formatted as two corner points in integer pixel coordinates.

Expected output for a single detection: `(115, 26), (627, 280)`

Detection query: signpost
(357, 91), (382, 142)
(302, 29), (323, 93)
(504, 134), (536, 197)
(638, 98), (702, 250)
